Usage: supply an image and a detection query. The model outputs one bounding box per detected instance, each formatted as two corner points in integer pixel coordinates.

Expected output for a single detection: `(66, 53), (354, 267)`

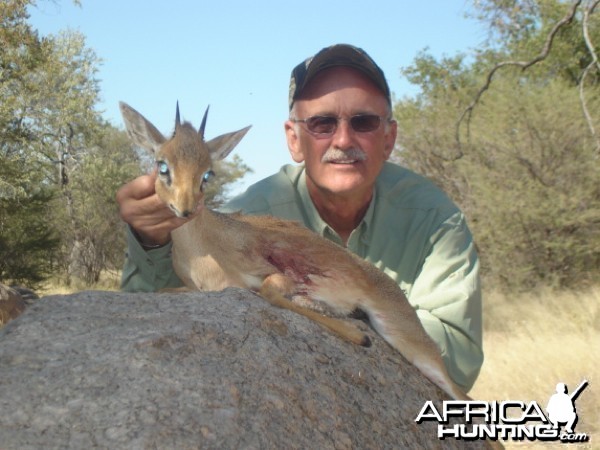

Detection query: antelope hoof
(360, 335), (372, 347)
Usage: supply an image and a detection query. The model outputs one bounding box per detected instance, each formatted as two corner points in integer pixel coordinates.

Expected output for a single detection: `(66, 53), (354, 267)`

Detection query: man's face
(285, 66), (397, 200)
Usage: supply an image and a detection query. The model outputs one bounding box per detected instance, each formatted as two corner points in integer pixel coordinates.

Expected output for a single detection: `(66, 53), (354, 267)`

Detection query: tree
(395, 0), (600, 289)
(1, 1), (131, 285)
(0, 0), (256, 287)
(0, 0), (61, 286)
(0, 162), (59, 287)
(55, 124), (141, 284)
(203, 155), (252, 209)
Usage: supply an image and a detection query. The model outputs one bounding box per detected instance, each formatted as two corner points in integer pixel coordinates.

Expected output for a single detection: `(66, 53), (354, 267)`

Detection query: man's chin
(317, 175), (367, 196)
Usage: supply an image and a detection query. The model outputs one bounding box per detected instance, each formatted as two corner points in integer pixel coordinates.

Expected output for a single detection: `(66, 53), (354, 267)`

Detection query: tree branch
(579, 0), (600, 153)
(456, 0), (583, 147)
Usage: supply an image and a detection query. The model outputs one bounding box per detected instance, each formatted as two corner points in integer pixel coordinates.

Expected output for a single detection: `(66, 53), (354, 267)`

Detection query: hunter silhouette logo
(546, 380), (588, 435)
(415, 379), (590, 444)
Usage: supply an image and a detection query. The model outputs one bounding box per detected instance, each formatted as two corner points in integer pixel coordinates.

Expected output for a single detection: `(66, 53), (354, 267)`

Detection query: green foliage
(55, 124), (141, 284)
(396, 0), (600, 290)
(203, 154), (253, 209)
(0, 0), (254, 287)
(0, 128), (59, 287)
(469, 0), (600, 85)
(465, 77), (600, 288)
(0, 185), (59, 287)
(0, 0), (61, 286)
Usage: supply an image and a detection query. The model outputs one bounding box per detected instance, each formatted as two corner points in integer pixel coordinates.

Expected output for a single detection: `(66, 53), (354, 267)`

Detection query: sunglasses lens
(306, 116), (338, 134)
(350, 115), (381, 132)
(299, 114), (384, 135)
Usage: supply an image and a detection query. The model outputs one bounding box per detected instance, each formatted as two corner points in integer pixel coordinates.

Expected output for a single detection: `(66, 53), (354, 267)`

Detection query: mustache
(321, 148), (367, 163)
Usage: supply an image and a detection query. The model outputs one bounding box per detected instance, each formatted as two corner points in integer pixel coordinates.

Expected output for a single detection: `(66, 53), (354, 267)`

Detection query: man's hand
(116, 171), (193, 247)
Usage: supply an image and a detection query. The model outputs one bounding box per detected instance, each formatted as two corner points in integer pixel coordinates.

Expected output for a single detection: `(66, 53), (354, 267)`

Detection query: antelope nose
(168, 204), (188, 218)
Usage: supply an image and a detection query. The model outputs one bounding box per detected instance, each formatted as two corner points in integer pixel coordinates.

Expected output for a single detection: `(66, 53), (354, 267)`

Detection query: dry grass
(36, 270), (122, 296)
(471, 285), (599, 449)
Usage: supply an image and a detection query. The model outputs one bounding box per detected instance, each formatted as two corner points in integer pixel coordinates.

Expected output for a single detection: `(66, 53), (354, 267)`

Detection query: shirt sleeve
(120, 226), (184, 292)
(409, 212), (484, 392)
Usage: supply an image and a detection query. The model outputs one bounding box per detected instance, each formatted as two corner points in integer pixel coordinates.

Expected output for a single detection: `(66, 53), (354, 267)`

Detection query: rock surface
(0, 288), (485, 449)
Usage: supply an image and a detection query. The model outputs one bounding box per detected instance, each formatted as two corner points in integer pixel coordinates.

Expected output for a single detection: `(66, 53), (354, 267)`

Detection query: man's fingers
(134, 193), (171, 217)
(116, 169), (202, 247)
(116, 172), (157, 202)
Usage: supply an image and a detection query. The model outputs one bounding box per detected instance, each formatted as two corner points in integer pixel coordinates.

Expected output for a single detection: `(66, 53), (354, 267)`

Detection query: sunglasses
(291, 114), (389, 136)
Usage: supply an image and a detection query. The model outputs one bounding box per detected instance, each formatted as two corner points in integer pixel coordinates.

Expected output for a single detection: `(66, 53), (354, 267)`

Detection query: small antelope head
(120, 101), (251, 218)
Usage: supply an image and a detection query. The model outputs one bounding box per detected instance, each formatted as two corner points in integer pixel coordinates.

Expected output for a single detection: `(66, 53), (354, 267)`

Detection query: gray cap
(289, 44), (391, 110)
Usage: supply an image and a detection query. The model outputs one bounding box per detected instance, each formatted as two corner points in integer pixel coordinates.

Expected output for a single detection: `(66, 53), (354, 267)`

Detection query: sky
(28, 1), (487, 194)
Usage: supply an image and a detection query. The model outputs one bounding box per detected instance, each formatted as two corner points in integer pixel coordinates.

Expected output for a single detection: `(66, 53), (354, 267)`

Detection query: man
(116, 44), (483, 391)
(547, 383), (578, 434)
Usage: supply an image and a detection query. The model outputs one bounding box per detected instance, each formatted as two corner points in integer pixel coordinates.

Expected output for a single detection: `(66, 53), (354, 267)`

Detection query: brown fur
(0, 284), (26, 325)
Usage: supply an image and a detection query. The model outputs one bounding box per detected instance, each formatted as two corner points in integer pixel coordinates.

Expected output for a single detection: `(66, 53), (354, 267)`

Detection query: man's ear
(285, 120), (305, 163)
(383, 119), (398, 160)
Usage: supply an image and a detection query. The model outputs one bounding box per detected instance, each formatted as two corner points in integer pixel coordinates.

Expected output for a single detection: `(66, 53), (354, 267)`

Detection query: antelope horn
(175, 101), (181, 128)
(199, 105), (210, 137)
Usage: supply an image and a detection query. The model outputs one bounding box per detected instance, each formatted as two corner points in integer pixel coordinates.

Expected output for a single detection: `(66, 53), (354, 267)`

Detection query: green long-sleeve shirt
(121, 162), (483, 390)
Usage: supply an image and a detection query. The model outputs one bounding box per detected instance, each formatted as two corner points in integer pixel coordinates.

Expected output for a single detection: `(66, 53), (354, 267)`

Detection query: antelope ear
(119, 101), (166, 154)
(206, 125), (251, 161)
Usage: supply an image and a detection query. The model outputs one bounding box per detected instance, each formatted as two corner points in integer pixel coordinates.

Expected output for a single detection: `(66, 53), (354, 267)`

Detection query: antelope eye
(201, 169), (215, 192)
(202, 170), (215, 183)
(157, 161), (169, 176)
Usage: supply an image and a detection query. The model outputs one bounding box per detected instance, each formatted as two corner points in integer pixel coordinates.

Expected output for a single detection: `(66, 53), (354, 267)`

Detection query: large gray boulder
(0, 289), (484, 449)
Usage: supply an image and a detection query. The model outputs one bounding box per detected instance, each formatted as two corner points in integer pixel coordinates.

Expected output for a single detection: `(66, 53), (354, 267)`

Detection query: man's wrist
(130, 227), (168, 251)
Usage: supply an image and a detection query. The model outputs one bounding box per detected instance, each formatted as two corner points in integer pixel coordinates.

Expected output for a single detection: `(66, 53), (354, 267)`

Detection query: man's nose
(331, 119), (354, 149)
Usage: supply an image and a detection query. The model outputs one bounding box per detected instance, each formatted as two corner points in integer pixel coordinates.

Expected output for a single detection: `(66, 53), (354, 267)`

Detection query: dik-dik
(120, 101), (470, 401)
